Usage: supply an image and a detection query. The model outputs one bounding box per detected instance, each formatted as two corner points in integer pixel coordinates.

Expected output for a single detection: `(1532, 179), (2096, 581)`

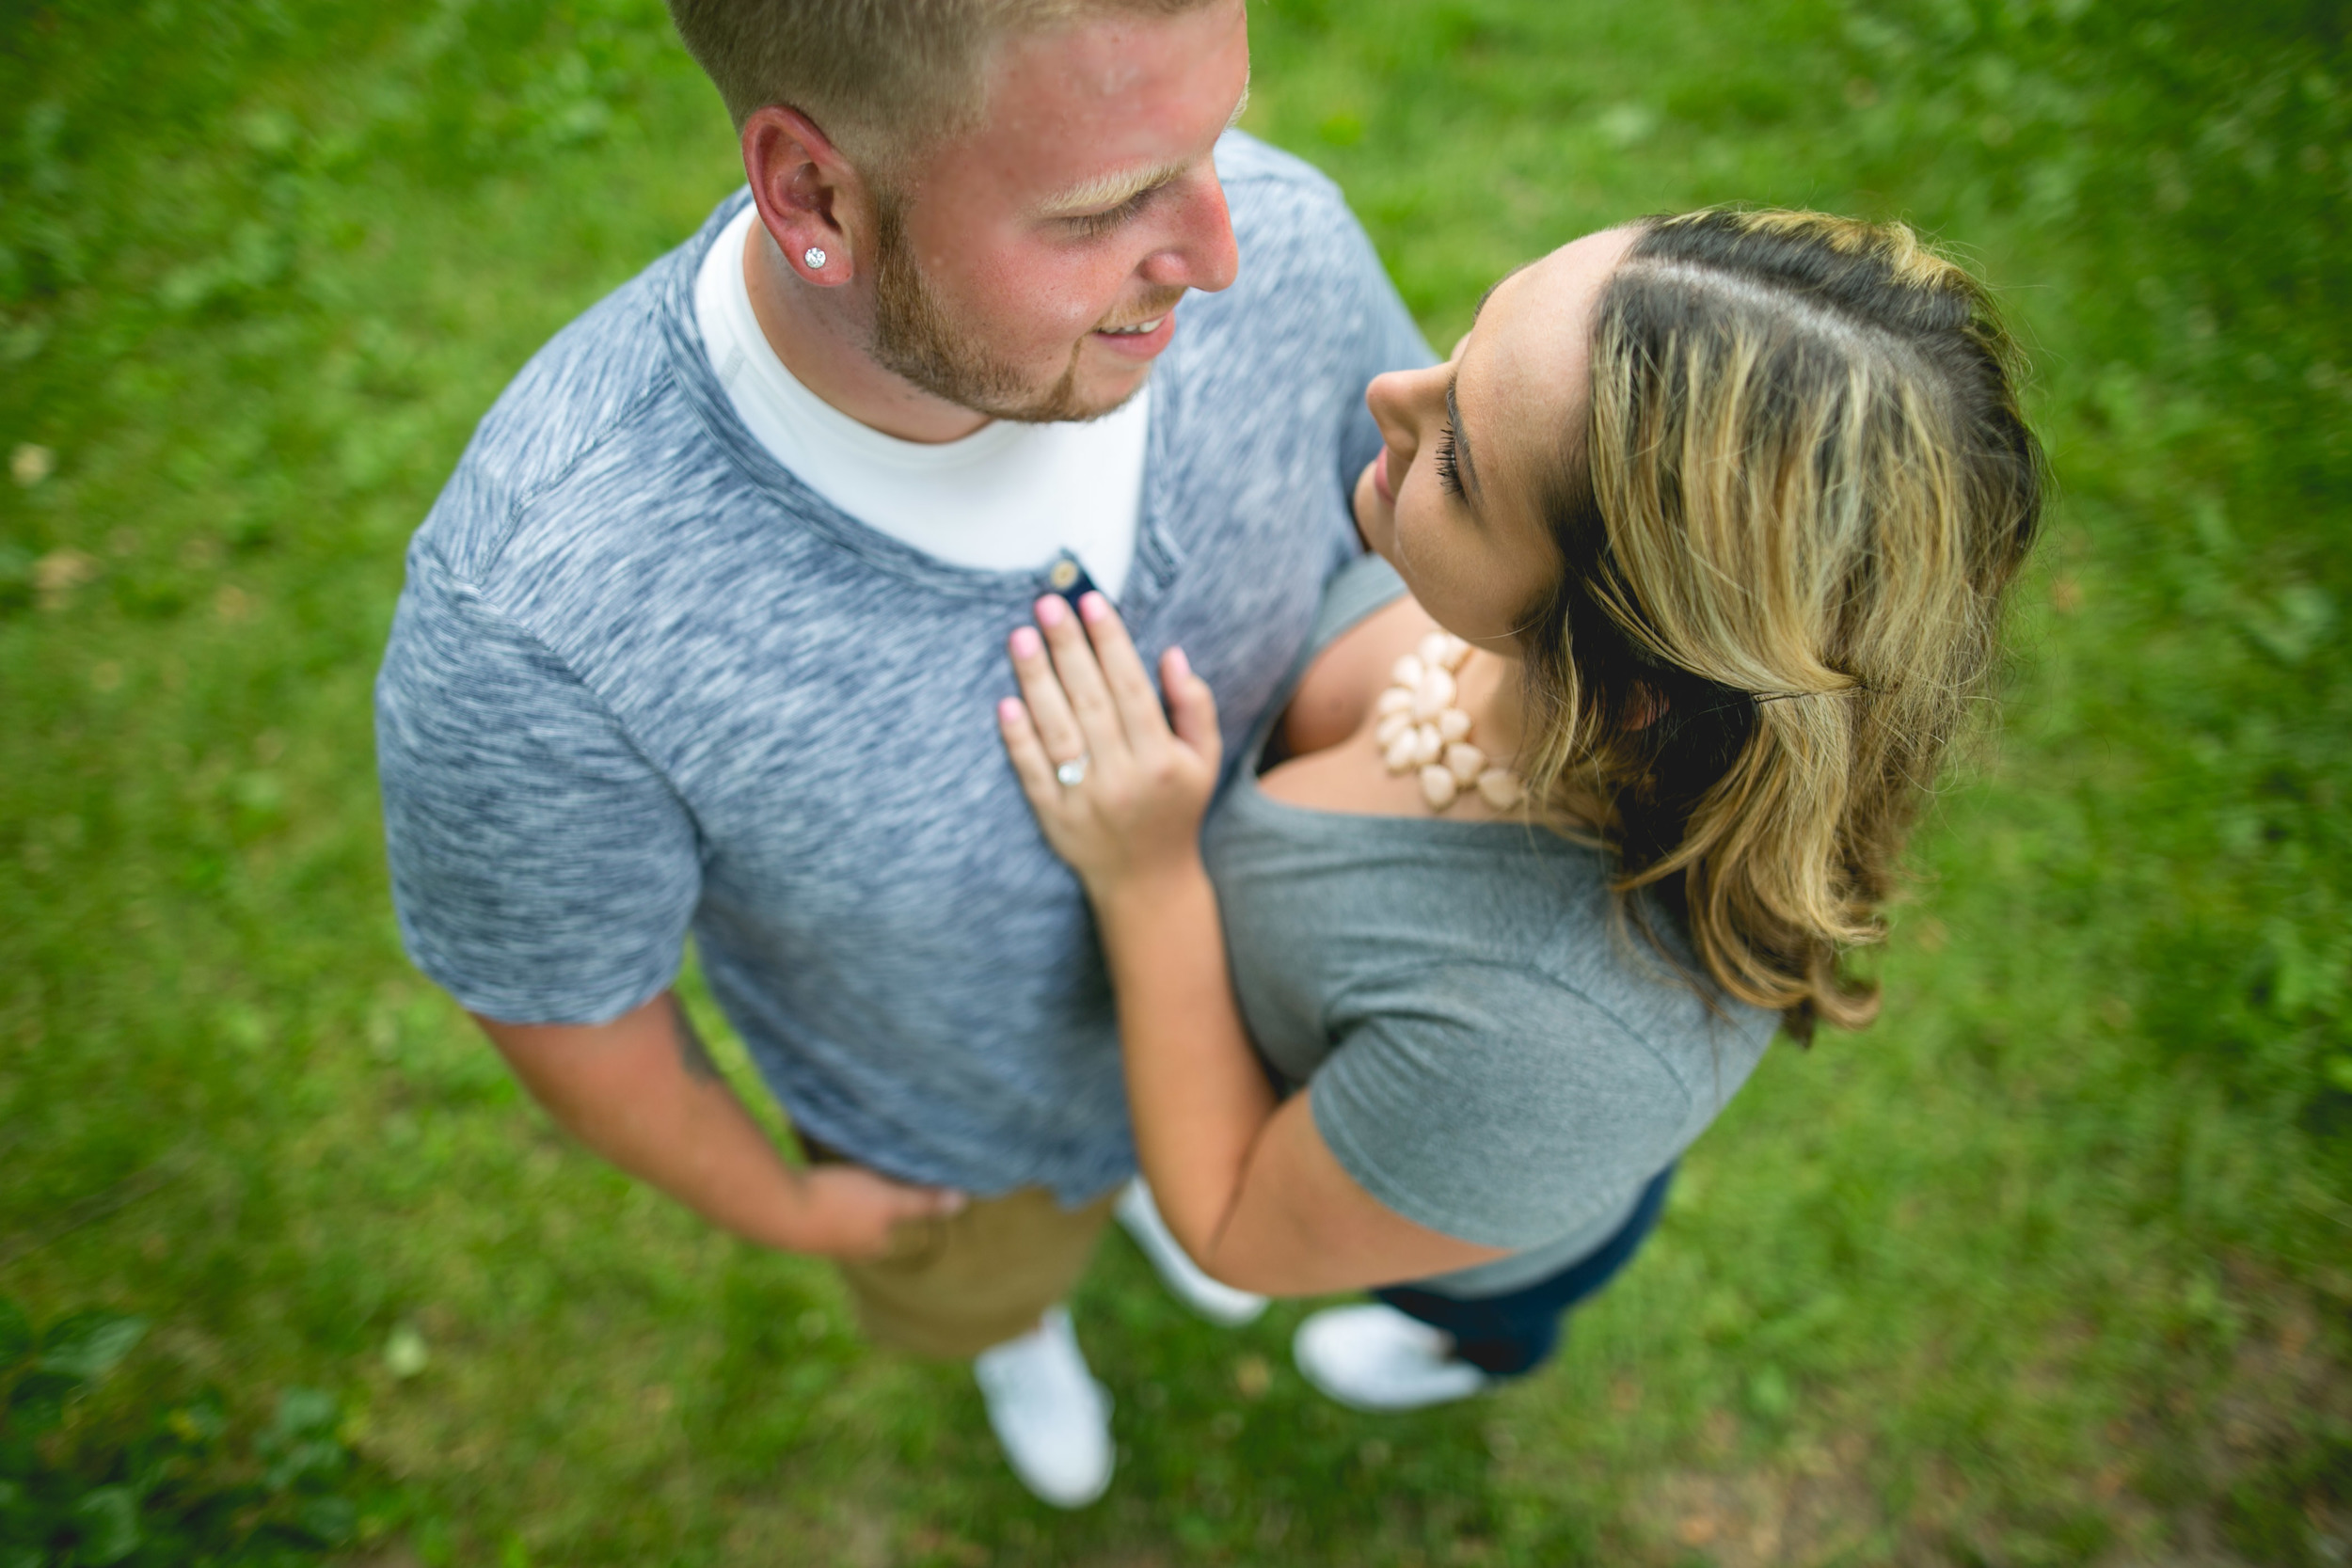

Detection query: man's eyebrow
(1445, 373), (1481, 499)
(1036, 77), (1248, 219)
(1037, 159), (1191, 218)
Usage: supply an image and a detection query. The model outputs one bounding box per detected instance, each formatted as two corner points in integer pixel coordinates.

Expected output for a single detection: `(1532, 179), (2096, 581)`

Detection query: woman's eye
(1435, 423), (1464, 498)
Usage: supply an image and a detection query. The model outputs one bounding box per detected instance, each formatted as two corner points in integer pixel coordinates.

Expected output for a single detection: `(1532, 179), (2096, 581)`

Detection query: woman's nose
(1365, 362), (1442, 451)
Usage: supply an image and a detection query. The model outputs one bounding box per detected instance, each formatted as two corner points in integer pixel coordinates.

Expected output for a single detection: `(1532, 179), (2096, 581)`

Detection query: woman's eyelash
(1435, 422), (1464, 497)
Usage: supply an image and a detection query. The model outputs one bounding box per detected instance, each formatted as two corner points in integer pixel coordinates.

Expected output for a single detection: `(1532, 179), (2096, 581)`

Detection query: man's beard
(868, 193), (1181, 425)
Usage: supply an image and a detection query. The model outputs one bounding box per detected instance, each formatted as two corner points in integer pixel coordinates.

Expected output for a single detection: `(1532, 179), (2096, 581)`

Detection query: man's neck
(739, 218), (992, 446)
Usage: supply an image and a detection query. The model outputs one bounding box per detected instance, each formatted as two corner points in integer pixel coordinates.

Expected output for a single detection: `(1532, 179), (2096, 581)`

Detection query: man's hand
(794, 1164), (968, 1259)
(474, 991), (964, 1261)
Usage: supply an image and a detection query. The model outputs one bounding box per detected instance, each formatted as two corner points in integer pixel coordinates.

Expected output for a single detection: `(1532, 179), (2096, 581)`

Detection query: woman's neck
(1460, 647), (1601, 832)
(1456, 648), (1528, 767)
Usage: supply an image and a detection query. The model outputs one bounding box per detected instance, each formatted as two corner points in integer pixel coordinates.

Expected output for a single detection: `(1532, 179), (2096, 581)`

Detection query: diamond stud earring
(803, 246), (828, 270)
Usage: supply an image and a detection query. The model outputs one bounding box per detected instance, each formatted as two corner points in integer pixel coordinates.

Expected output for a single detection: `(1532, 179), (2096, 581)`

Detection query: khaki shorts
(803, 1137), (1119, 1360)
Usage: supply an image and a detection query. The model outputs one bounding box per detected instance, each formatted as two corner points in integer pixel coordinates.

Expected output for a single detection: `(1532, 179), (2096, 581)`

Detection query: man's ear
(740, 105), (866, 287)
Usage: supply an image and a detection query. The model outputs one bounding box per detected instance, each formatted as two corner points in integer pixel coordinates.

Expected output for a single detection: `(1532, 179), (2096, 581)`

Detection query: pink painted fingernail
(1035, 595), (1068, 626)
(1167, 646), (1191, 680)
(1009, 627), (1041, 658)
(997, 697), (1024, 724)
(1079, 592), (1108, 624)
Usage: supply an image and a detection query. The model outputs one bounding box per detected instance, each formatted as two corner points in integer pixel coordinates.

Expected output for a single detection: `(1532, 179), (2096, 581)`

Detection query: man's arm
(380, 548), (957, 1259)
(476, 990), (963, 1261)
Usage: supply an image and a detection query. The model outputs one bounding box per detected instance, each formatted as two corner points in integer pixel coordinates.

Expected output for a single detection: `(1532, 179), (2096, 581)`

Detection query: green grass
(4, 0), (2348, 1562)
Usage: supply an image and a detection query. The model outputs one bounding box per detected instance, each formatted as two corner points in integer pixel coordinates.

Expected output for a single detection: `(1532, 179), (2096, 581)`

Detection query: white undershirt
(692, 199), (1148, 598)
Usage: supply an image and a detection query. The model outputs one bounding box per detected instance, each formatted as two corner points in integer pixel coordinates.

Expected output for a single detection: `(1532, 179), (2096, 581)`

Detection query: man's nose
(1138, 170), (1239, 294)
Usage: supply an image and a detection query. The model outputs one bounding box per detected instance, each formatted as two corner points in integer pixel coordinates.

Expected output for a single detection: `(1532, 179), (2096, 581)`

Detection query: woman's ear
(1625, 683), (1667, 731)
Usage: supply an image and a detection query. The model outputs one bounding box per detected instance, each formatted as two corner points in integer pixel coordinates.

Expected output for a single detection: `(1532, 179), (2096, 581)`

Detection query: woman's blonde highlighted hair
(1518, 209), (2044, 1040)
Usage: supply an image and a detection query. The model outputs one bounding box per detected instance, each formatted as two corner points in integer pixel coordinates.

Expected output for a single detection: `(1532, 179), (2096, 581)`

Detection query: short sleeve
(1308, 963), (1693, 1251)
(374, 540), (701, 1024)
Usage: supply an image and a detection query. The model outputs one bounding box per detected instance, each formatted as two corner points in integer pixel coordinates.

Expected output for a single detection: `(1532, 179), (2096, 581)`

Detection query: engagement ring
(1056, 754), (1090, 787)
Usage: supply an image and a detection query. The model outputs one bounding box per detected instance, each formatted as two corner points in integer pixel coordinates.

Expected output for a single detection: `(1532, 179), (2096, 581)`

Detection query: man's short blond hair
(666, 0), (1221, 170)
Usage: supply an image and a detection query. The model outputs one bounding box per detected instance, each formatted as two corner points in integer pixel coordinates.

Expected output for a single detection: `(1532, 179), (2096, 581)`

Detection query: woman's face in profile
(1351, 227), (1638, 654)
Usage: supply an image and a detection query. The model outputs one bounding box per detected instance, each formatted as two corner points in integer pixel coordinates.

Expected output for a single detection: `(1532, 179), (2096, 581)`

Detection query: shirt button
(1047, 558), (1080, 591)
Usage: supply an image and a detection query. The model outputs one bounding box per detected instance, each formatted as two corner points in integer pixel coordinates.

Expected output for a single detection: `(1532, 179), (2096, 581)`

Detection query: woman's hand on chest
(998, 591), (1224, 895)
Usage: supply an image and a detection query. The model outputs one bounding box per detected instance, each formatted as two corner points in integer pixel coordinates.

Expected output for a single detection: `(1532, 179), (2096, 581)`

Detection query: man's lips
(1090, 309), (1178, 359)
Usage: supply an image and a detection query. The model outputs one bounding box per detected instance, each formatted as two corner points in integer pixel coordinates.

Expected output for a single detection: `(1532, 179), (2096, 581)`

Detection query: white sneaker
(1114, 1180), (1268, 1326)
(1292, 1304), (1493, 1412)
(972, 1307), (1113, 1508)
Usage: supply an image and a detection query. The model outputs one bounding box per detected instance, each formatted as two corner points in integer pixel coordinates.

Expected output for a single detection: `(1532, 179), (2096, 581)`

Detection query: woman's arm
(1093, 866), (1510, 1293)
(999, 592), (1509, 1295)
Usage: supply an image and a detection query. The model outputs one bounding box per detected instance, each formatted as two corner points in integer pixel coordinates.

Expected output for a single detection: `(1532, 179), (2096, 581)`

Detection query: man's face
(870, 1), (1248, 423)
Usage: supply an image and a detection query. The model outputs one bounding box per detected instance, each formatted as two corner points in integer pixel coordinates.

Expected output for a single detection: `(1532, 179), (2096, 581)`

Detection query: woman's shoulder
(1306, 551), (1409, 656)
(1309, 930), (1772, 1253)
(1337, 869), (1780, 1101)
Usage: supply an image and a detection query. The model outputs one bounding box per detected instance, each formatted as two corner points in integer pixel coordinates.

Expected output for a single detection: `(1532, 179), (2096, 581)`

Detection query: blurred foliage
(0, 1299), (417, 1566)
(1, 0), (2347, 1563)
(0, 0), (681, 309)
(1833, 0), (2352, 1135)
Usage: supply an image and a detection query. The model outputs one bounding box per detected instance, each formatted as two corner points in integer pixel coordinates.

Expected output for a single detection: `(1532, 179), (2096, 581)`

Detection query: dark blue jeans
(1375, 1164), (1676, 1378)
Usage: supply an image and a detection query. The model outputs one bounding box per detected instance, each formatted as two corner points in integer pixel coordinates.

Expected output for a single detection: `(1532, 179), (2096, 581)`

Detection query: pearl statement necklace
(1376, 631), (1527, 814)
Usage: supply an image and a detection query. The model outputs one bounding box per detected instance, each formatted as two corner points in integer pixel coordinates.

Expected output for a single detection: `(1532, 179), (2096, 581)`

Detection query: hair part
(1516, 208), (2045, 1041)
(665, 0), (1222, 177)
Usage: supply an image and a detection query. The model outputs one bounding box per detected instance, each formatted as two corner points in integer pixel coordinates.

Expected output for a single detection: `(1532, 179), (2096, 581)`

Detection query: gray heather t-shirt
(1203, 554), (1779, 1297)
(375, 134), (1432, 1205)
